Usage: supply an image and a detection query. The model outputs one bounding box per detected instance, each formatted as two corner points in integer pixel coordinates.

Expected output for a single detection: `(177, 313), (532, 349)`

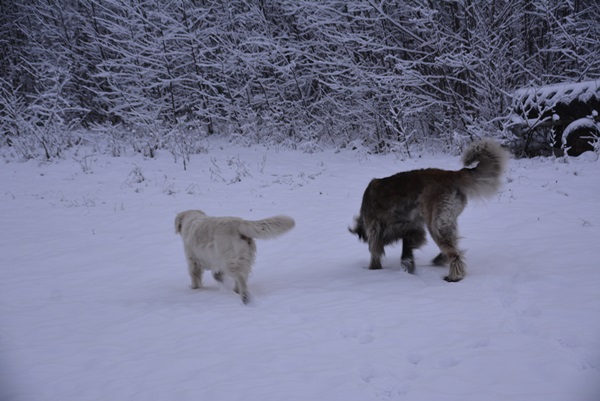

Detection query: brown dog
(349, 139), (508, 282)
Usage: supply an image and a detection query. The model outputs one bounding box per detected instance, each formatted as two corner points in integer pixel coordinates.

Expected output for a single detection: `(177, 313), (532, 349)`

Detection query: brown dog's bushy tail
(348, 215), (367, 242)
(461, 139), (509, 199)
(238, 215), (295, 240)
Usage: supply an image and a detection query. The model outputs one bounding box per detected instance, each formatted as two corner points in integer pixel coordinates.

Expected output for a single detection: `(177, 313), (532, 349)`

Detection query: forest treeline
(1, 0), (599, 160)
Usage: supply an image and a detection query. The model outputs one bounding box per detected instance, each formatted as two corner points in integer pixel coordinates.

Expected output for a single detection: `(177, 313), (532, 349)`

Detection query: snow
(1, 140), (600, 401)
(562, 117), (600, 146)
(514, 79), (600, 112)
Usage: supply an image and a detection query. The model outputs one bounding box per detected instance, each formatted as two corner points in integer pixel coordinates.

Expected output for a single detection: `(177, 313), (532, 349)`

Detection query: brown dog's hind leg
(427, 194), (467, 282)
(443, 251), (466, 282)
(429, 228), (466, 282)
(368, 244), (384, 270)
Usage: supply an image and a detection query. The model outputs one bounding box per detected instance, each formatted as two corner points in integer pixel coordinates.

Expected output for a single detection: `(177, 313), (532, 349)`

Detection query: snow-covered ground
(2, 140), (599, 401)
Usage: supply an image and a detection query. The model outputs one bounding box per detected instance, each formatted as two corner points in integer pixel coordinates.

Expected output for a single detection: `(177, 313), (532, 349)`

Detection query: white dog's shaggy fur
(175, 210), (295, 304)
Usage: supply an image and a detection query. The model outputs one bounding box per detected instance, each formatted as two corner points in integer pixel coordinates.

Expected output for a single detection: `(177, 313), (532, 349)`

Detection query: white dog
(175, 210), (295, 304)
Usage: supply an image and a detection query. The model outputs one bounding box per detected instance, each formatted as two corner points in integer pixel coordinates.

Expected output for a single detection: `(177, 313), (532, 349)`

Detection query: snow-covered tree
(1, 0), (599, 157)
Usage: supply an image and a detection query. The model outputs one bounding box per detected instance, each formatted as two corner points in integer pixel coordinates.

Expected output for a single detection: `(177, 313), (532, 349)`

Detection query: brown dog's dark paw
(444, 275), (463, 283)
(401, 258), (415, 274)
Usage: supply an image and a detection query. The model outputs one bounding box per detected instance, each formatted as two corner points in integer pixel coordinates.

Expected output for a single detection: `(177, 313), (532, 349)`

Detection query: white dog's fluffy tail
(461, 139), (509, 199)
(238, 215), (295, 239)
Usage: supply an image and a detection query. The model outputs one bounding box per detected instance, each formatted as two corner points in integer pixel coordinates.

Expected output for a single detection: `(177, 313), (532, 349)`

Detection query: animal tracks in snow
(357, 350), (470, 400)
(340, 325), (375, 345)
(357, 364), (414, 399)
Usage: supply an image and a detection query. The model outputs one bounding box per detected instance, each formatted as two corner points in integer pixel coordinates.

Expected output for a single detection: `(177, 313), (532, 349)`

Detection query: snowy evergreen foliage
(1, 0), (599, 158)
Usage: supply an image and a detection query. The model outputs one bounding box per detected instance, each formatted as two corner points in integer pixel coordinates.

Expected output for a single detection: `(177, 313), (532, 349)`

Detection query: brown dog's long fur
(349, 139), (508, 282)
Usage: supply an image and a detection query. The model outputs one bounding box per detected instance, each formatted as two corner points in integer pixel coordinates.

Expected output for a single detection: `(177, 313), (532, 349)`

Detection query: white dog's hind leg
(187, 256), (203, 289)
(229, 260), (251, 304)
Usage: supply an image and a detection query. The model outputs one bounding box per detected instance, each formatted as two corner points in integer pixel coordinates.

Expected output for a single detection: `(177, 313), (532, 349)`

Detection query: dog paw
(444, 275), (463, 283)
(241, 293), (251, 305)
(212, 271), (224, 282)
(401, 258), (415, 274)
